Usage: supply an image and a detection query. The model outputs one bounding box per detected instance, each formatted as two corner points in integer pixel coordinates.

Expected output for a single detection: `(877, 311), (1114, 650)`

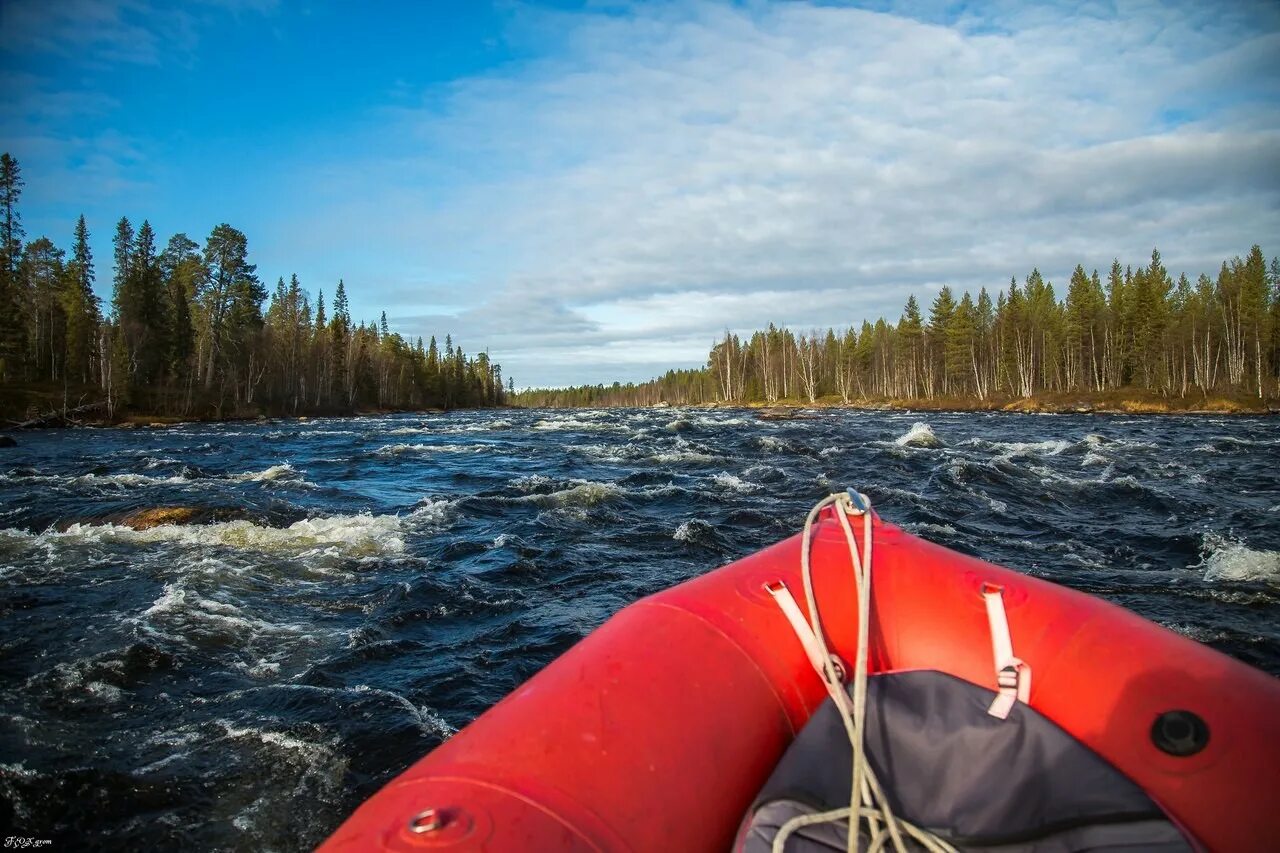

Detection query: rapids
(1, 408), (1277, 850)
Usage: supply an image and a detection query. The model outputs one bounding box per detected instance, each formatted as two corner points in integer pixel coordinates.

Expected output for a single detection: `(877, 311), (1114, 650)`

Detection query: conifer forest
(0, 154), (508, 420)
(516, 246), (1280, 409)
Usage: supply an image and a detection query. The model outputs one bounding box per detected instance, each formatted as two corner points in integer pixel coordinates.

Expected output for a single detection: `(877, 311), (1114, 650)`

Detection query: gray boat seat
(739, 670), (1194, 852)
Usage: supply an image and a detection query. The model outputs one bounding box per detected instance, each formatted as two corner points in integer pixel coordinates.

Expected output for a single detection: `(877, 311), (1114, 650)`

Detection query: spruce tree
(64, 215), (100, 384)
(329, 279), (350, 404)
(928, 286), (956, 395)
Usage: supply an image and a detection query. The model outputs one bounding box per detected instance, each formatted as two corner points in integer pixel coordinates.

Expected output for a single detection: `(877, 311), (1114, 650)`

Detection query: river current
(1, 408), (1277, 850)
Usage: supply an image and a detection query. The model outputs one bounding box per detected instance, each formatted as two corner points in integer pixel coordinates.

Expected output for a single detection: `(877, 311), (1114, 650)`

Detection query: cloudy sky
(2, 0), (1278, 387)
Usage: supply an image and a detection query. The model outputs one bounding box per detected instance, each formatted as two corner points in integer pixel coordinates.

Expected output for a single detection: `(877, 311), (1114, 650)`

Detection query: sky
(2, 0), (1279, 388)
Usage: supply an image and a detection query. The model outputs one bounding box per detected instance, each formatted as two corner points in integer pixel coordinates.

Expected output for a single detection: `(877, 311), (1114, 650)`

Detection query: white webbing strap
(766, 581), (842, 686)
(983, 586), (1030, 719)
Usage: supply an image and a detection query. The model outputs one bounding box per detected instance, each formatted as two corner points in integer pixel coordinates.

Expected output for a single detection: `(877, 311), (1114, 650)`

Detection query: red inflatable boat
(319, 496), (1280, 852)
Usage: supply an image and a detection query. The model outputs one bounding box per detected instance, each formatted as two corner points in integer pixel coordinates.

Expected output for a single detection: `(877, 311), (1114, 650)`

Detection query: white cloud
(302, 0), (1279, 387)
(6, 0), (1278, 388)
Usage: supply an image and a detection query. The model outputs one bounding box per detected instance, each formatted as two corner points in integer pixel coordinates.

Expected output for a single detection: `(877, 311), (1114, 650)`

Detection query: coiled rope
(771, 492), (955, 853)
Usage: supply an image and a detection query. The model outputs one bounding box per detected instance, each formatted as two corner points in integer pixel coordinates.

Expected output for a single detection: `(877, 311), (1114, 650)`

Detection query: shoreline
(521, 390), (1278, 417)
(3, 392), (1276, 433)
(0, 402), (468, 432)
(720, 393), (1279, 417)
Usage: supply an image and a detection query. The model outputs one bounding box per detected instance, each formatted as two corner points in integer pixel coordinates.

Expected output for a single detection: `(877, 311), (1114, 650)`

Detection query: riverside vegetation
(516, 248), (1280, 413)
(0, 154), (509, 424)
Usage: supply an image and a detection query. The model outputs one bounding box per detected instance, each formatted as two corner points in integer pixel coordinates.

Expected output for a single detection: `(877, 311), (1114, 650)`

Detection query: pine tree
(20, 237), (67, 381)
(0, 153), (26, 378)
(199, 223), (259, 391)
(160, 233), (200, 391)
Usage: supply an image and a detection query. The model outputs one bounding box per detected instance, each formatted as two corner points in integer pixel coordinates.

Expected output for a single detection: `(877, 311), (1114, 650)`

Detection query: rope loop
(771, 491), (955, 853)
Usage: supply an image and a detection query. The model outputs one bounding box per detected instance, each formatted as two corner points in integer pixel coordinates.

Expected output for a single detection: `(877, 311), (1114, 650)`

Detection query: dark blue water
(1, 409), (1277, 850)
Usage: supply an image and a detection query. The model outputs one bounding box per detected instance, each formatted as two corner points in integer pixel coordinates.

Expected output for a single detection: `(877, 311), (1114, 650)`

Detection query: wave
(573, 443), (639, 462)
(376, 443), (485, 456)
(4, 464), (313, 489)
(895, 422), (943, 448)
(520, 480), (622, 508)
(976, 438), (1071, 457)
(75, 472), (193, 487)
(571, 440), (717, 464)
(650, 439), (719, 463)
(4, 512), (412, 557)
(433, 419), (515, 433)
(228, 463), (309, 484)
(1200, 535), (1280, 584)
(695, 415), (753, 427)
(532, 416), (624, 432)
(219, 721), (327, 755)
(143, 582), (310, 640)
(649, 449), (719, 463)
(674, 518), (714, 543)
(711, 472), (760, 494)
(905, 521), (960, 538)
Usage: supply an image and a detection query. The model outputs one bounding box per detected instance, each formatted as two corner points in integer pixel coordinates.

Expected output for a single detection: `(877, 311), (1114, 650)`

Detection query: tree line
(515, 246), (1280, 408)
(0, 154), (509, 418)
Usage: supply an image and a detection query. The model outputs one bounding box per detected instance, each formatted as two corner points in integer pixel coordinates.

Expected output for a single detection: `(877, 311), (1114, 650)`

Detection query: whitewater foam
(674, 519), (714, 543)
(1200, 535), (1280, 584)
(143, 582), (311, 639)
(989, 439), (1071, 457)
(376, 443), (484, 456)
(895, 422), (944, 448)
(74, 472), (193, 487)
(533, 416), (622, 432)
(410, 498), (456, 525)
(13, 513), (409, 558)
(521, 480), (622, 508)
(228, 463), (308, 484)
(650, 439), (719, 463)
(712, 472), (760, 494)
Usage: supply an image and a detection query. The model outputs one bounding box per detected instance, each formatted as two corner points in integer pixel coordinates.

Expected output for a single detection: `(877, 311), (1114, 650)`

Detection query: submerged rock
(77, 506), (250, 531)
(119, 507), (206, 530)
(0, 435), (16, 447)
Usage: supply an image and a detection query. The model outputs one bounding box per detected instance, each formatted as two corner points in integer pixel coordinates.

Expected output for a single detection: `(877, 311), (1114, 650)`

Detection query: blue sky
(2, 0), (1279, 388)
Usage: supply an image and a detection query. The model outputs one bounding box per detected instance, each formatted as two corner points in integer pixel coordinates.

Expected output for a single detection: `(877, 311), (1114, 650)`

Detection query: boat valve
(409, 808), (446, 834)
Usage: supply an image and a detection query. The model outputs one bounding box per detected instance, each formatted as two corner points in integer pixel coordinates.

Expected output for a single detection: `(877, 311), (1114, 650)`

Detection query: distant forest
(0, 153), (508, 420)
(516, 246), (1280, 408)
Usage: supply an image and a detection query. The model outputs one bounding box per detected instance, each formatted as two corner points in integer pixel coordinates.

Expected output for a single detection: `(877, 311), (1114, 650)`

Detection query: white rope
(771, 492), (956, 853)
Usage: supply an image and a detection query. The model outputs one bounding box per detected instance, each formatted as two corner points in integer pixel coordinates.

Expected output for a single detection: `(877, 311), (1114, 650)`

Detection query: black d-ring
(1151, 710), (1209, 757)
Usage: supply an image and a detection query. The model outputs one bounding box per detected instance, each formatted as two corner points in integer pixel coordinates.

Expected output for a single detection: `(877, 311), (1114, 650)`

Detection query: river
(1, 408), (1277, 850)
